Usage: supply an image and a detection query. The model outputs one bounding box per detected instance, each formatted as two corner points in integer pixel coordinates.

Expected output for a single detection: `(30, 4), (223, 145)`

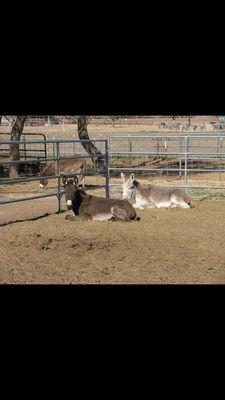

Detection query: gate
(0, 132), (47, 160)
(0, 138), (109, 213)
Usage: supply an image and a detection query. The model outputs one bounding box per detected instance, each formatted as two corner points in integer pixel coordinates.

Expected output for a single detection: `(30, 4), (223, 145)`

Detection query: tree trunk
(77, 116), (104, 168)
(9, 116), (27, 178)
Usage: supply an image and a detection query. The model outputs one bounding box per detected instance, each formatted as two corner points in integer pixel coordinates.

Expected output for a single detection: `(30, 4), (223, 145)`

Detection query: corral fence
(0, 132), (47, 175)
(2, 134), (225, 215)
(0, 139), (109, 212)
(108, 133), (225, 195)
(0, 132), (47, 159)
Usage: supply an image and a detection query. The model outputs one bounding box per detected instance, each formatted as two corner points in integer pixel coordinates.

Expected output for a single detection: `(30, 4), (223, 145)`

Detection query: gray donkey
(121, 172), (192, 209)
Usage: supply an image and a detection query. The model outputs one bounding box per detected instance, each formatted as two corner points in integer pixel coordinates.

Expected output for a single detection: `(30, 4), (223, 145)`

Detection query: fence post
(219, 137), (223, 182)
(157, 138), (160, 154)
(217, 137), (220, 154)
(56, 141), (62, 213)
(105, 139), (110, 198)
(23, 132), (28, 174)
(179, 136), (182, 178)
(53, 138), (55, 159)
(187, 136), (190, 154)
(184, 136), (188, 193)
(129, 135), (132, 155)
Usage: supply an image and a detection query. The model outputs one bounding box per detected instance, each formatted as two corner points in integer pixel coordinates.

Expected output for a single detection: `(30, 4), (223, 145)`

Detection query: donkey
(39, 158), (86, 189)
(62, 176), (140, 222)
(121, 172), (191, 209)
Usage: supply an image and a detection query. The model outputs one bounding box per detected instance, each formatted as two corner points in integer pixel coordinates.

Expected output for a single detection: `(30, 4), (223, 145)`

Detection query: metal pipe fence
(0, 132), (47, 159)
(0, 139), (109, 211)
(2, 135), (225, 213)
(108, 135), (225, 195)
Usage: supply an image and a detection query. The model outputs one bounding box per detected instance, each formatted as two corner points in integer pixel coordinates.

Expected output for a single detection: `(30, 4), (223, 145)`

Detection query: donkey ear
(62, 175), (68, 186)
(130, 173), (135, 181)
(73, 176), (79, 186)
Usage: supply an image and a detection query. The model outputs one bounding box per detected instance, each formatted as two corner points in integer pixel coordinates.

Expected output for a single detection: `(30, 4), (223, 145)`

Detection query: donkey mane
(133, 180), (140, 188)
(132, 179), (150, 197)
(71, 188), (84, 215)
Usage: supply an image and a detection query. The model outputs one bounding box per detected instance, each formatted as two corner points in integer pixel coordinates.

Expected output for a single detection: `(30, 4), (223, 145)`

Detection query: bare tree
(77, 116), (104, 168)
(9, 116), (27, 178)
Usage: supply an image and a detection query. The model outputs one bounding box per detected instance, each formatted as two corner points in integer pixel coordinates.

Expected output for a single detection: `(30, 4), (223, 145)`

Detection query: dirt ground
(1, 190), (225, 283)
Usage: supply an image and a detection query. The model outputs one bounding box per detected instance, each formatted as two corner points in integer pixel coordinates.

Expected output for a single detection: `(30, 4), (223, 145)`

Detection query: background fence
(108, 134), (225, 196)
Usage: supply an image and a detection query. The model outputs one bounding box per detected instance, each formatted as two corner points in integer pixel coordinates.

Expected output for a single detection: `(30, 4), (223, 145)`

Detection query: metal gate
(0, 132), (47, 160)
(0, 138), (109, 212)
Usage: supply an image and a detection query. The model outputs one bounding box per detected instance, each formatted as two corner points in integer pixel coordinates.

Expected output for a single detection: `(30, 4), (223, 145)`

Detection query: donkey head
(121, 172), (136, 200)
(39, 178), (48, 189)
(62, 175), (79, 210)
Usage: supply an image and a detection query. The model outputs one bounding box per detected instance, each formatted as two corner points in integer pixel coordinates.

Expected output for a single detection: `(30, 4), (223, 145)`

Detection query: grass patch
(189, 189), (225, 200)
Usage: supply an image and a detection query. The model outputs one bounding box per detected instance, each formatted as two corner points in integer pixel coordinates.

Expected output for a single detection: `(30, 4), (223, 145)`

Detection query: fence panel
(0, 139), (108, 213)
(108, 134), (225, 197)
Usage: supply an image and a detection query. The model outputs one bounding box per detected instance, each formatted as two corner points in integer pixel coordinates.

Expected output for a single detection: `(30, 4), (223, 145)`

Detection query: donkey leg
(170, 195), (190, 209)
(108, 216), (118, 222)
(111, 207), (131, 222)
(65, 215), (77, 221)
(179, 202), (190, 209)
(173, 200), (190, 209)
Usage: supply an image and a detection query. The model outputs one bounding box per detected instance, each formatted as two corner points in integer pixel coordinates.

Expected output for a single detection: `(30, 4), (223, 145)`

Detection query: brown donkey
(62, 176), (140, 222)
(39, 158), (86, 189)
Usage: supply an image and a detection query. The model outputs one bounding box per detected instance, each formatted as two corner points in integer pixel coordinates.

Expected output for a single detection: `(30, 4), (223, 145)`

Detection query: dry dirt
(1, 193), (225, 283)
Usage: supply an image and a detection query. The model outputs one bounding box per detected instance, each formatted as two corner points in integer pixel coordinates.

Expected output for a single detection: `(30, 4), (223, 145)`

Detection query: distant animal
(62, 175), (140, 222)
(121, 172), (191, 209)
(39, 158), (86, 189)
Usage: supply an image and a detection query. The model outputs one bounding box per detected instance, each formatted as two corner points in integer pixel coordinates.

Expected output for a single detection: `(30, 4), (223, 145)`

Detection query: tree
(77, 116), (104, 168)
(9, 116), (27, 178)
